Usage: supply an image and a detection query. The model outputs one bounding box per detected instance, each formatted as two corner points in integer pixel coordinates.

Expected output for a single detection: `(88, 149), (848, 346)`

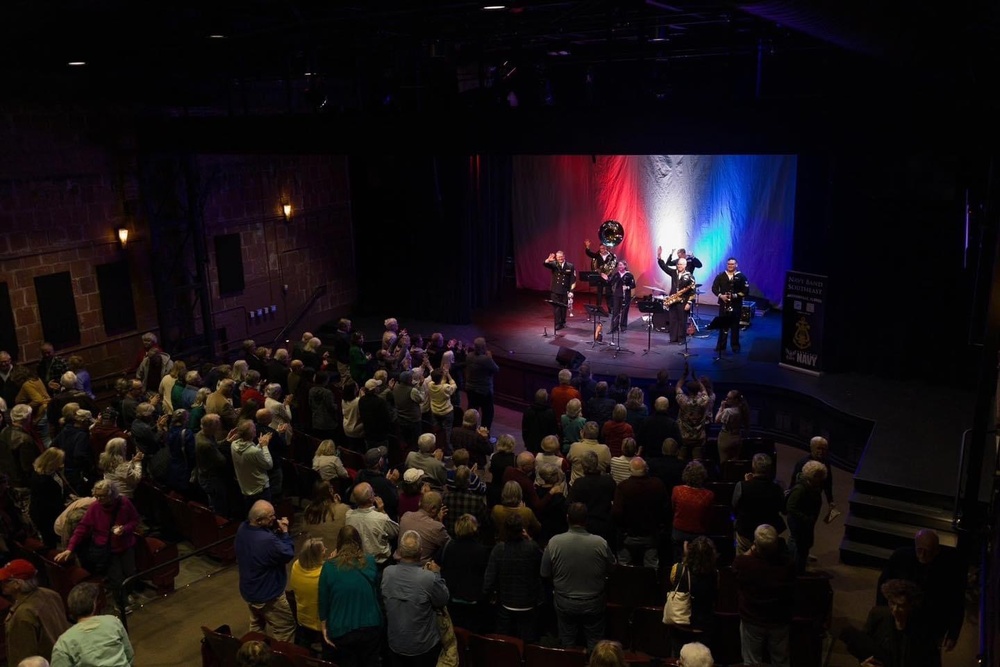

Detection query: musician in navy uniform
(662, 247), (703, 277)
(584, 239), (616, 309)
(710, 257), (749, 357)
(602, 261), (636, 334)
(544, 250), (575, 331)
(657, 248), (696, 345)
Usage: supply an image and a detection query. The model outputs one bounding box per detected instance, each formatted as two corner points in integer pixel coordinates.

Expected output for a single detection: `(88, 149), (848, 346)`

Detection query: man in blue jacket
(235, 500), (295, 641)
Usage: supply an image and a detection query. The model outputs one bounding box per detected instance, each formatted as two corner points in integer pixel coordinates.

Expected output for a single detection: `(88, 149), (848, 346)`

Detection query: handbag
(662, 564), (693, 626)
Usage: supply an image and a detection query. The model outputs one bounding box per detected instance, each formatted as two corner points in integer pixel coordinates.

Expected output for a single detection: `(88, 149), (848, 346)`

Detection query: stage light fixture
(117, 226), (129, 248)
(282, 203), (293, 221)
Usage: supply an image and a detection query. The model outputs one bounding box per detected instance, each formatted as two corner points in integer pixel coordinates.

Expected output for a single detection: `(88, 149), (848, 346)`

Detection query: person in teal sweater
(319, 525), (382, 667)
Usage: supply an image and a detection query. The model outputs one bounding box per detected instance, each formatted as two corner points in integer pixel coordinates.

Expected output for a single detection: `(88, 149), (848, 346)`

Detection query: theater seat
(605, 602), (633, 649)
(39, 551), (100, 608)
(187, 501), (239, 561)
(286, 655), (338, 667)
(630, 606), (674, 658)
(453, 626), (472, 667)
(134, 533), (180, 595)
(607, 564), (663, 608)
(201, 625), (241, 667)
(524, 643), (588, 667)
(468, 633), (524, 667)
(164, 490), (196, 543)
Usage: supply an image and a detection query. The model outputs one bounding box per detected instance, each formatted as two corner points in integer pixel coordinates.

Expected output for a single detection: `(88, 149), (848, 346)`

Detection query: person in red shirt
(550, 369), (581, 422)
(671, 460), (715, 563)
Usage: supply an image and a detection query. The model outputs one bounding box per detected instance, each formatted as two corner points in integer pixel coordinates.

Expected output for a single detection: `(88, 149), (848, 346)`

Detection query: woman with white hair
(55, 480), (140, 592)
(264, 383), (292, 430)
(678, 642), (714, 667)
(382, 317), (400, 352)
(98, 438), (143, 499)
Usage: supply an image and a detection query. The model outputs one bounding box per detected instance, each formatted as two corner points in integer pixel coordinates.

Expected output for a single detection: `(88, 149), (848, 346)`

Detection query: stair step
(848, 491), (955, 531)
(852, 477), (953, 510)
(839, 538), (895, 568)
(844, 515), (958, 551)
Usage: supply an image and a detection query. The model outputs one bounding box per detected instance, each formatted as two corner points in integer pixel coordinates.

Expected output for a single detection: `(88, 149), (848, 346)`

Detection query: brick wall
(196, 154), (355, 355)
(0, 107), (356, 388)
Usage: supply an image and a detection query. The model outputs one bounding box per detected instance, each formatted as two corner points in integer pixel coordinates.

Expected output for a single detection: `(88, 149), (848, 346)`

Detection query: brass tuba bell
(598, 219), (624, 249)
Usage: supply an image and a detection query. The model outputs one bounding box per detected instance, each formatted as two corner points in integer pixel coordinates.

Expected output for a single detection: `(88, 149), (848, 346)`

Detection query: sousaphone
(598, 219), (624, 249)
(594, 219), (624, 275)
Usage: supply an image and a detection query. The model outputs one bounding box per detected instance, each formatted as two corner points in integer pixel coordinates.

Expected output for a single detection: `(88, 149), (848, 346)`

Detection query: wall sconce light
(117, 226), (129, 248)
(282, 203), (293, 221)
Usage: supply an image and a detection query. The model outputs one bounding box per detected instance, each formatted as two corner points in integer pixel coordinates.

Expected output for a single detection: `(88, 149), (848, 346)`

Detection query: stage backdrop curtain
(351, 154), (512, 324)
(512, 155), (796, 307)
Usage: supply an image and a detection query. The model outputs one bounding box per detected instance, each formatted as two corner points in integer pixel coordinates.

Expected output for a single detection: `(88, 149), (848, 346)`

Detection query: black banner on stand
(779, 271), (827, 375)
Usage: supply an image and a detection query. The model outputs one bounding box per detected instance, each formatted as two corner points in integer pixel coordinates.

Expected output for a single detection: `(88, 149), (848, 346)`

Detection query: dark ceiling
(3, 0), (994, 116)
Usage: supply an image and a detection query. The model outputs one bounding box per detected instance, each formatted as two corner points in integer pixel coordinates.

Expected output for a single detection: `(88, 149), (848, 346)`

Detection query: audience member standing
(234, 500), (296, 642)
(714, 390), (749, 463)
(601, 404), (634, 459)
(567, 422), (611, 485)
(230, 420), (274, 511)
(541, 502), (614, 651)
(732, 524), (795, 667)
(0, 560), (69, 667)
(550, 370), (581, 422)
(585, 382), (616, 435)
(560, 399), (586, 454)
(732, 454), (786, 555)
(670, 461), (715, 563)
(791, 436), (836, 518)
(613, 457), (668, 569)
(396, 491), (450, 564)
(288, 538), (326, 646)
(483, 513), (545, 642)
(318, 526), (383, 667)
(785, 460), (826, 573)
(55, 480), (139, 594)
(381, 530), (450, 667)
(438, 514), (490, 634)
(51, 582), (133, 667)
(346, 483), (400, 568)
(461, 338), (496, 424)
(521, 388), (557, 455)
(195, 414), (231, 518)
(0, 405), (40, 492)
(636, 397), (683, 459)
(669, 537), (719, 647)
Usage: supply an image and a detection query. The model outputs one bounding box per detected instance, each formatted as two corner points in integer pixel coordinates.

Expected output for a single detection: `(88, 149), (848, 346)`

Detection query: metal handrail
(269, 284), (328, 350)
(953, 428), (974, 526)
(115, 534), (238, 633)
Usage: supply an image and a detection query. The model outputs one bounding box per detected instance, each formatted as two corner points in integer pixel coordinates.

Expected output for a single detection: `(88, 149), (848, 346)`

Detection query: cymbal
(644, 285), (668, 293)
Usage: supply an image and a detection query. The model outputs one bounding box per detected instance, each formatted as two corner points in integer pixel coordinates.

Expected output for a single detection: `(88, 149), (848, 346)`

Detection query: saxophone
(662, 283), (694, 307)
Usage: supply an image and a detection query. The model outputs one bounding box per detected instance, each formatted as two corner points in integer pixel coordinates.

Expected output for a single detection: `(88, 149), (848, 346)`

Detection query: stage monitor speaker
(556, 346), (586, 371)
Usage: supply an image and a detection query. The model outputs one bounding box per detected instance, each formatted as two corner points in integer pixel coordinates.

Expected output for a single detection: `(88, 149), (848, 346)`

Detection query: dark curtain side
(350, 154), (512, 324)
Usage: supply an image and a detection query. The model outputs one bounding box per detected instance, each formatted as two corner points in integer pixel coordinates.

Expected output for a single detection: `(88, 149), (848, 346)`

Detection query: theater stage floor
(342, 288), (984, 504)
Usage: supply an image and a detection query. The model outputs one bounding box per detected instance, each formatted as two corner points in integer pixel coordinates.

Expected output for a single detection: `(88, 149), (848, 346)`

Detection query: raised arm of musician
(657, 248), (677, 277)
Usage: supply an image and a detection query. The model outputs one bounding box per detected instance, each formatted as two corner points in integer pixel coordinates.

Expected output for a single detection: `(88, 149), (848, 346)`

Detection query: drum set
(635, 284), (707, 336)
